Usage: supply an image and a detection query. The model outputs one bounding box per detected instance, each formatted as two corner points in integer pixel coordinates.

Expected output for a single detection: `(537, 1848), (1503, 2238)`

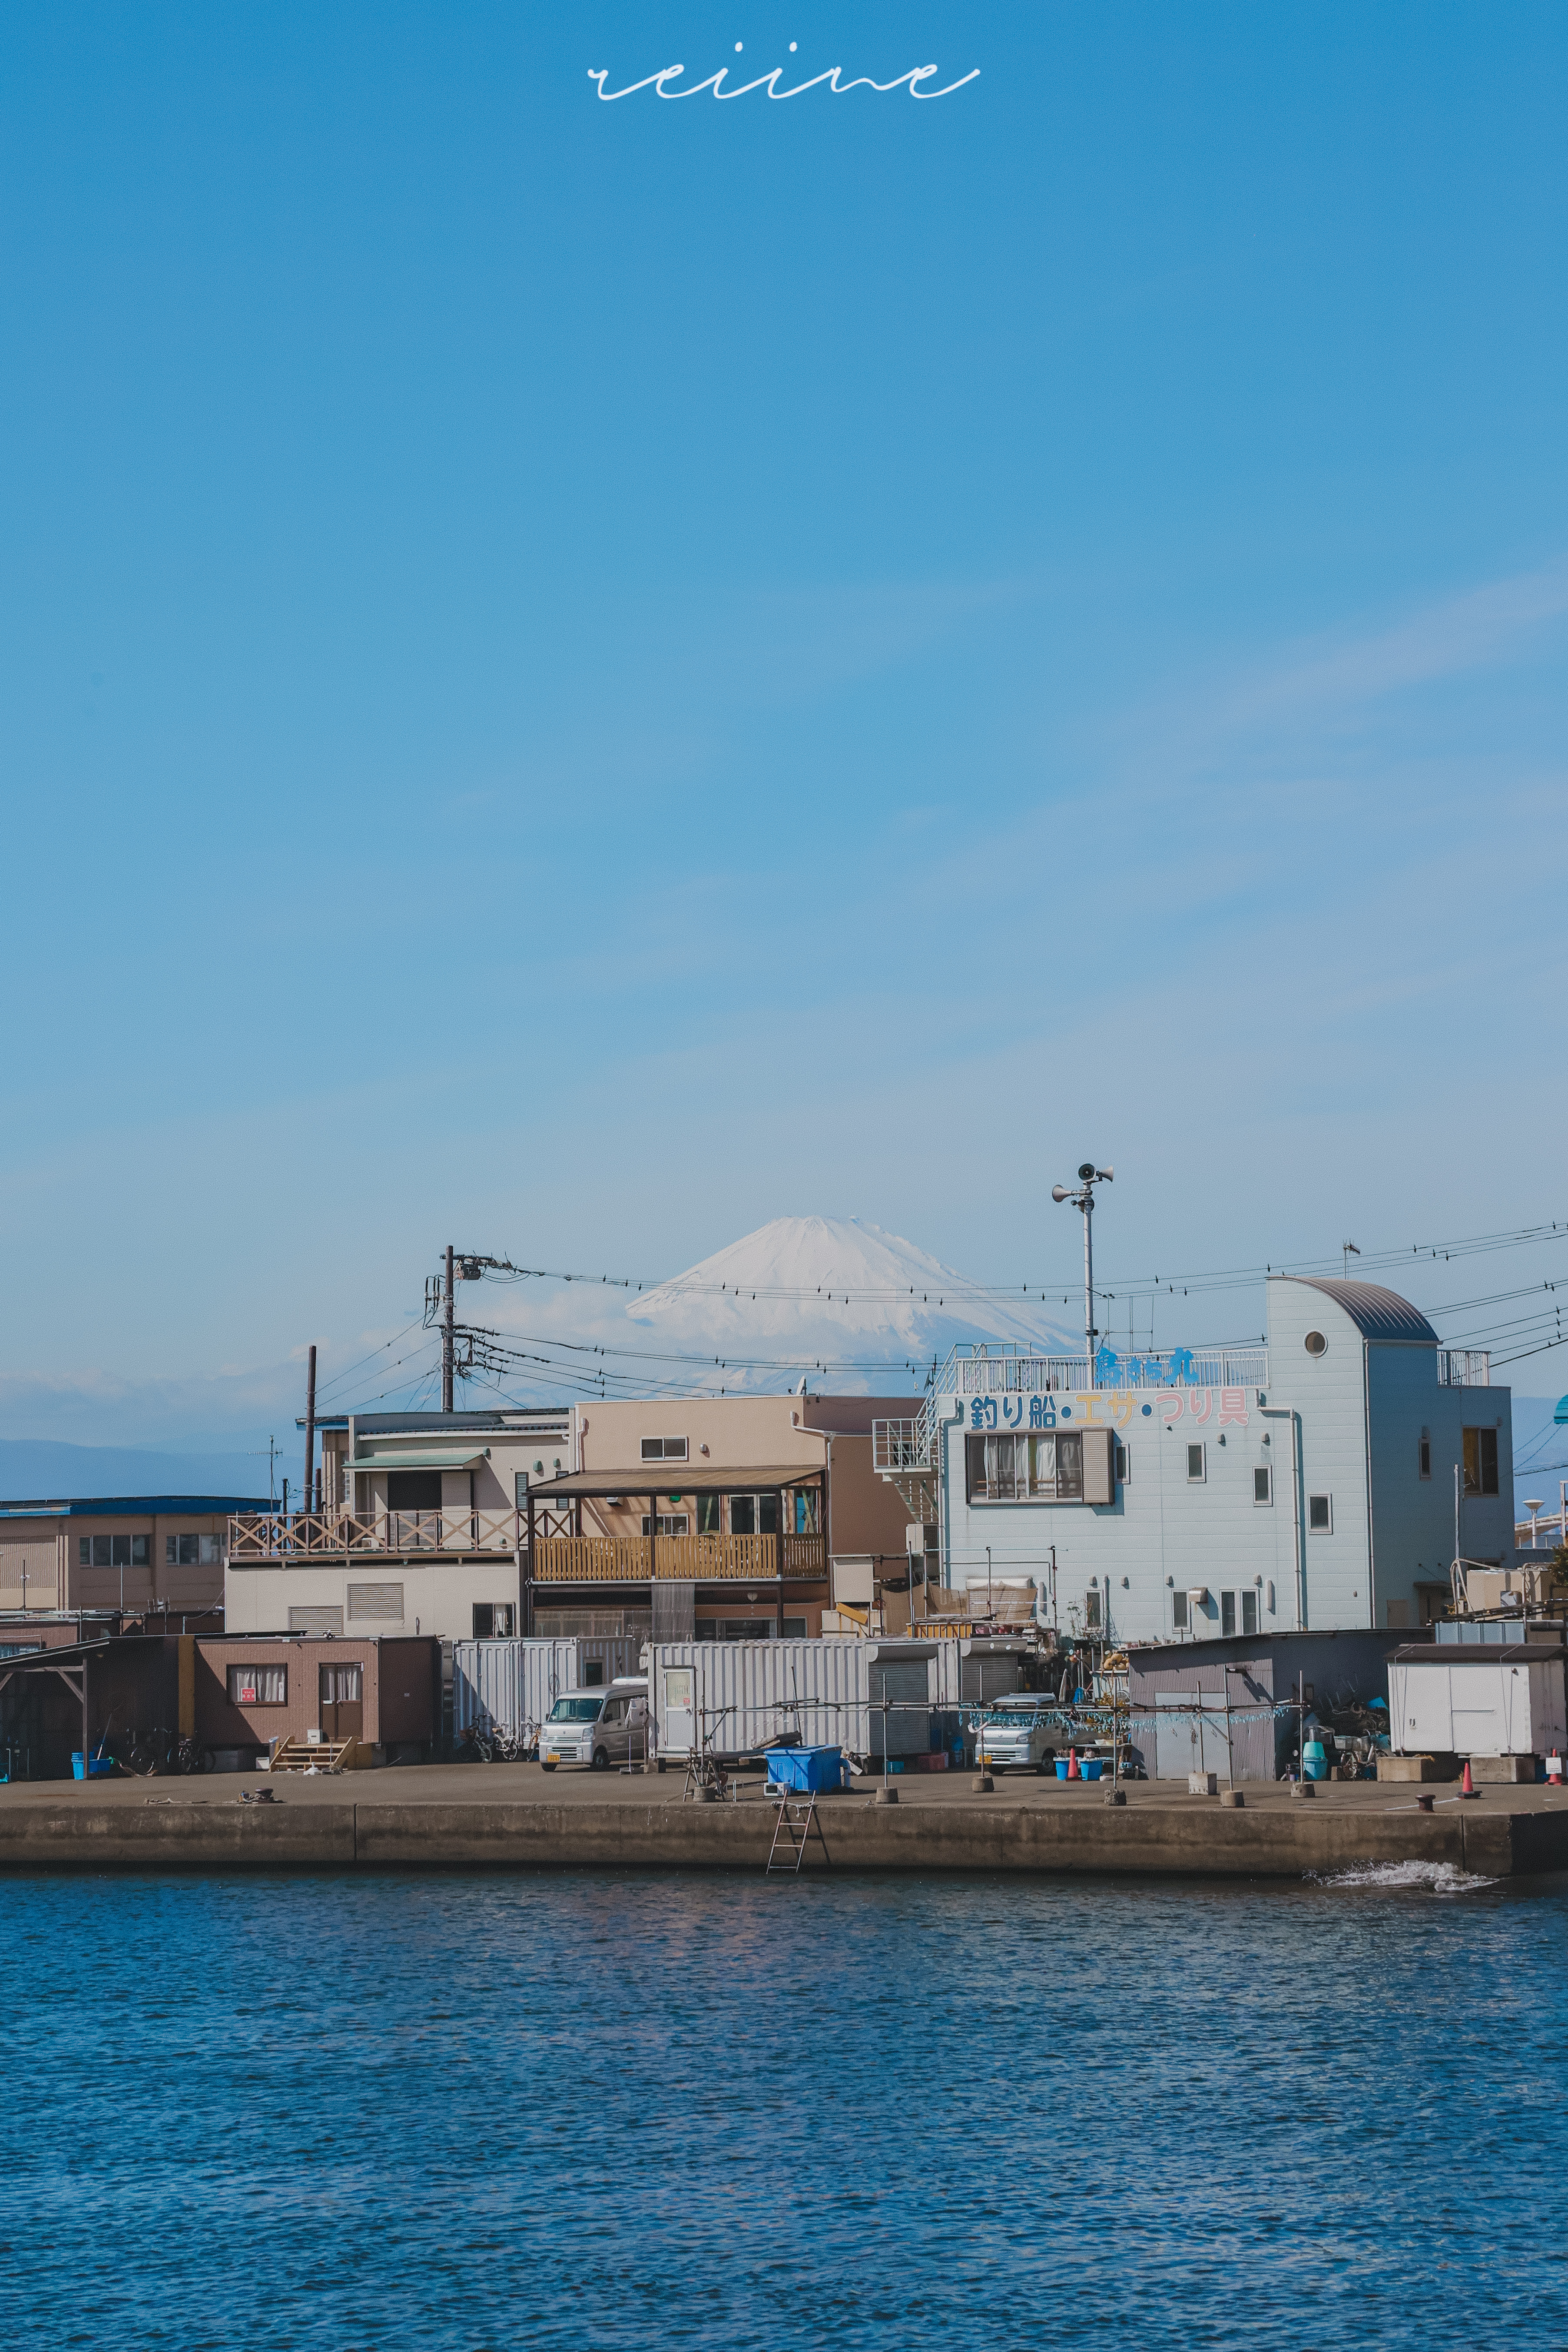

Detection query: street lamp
(1051, 1162), (1114, 1388)
(1524, 1498), (1546, 1550)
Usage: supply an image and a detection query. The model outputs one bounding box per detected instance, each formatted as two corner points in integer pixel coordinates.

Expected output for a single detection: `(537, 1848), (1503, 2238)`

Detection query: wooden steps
(269, 1734), (363, 1774)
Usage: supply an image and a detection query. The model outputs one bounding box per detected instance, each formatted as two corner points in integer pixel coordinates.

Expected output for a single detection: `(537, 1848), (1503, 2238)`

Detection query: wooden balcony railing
(229, 1509), (520, 1562)
(532, 1533), (827, 1585)
(228, 1515), (830, 1582)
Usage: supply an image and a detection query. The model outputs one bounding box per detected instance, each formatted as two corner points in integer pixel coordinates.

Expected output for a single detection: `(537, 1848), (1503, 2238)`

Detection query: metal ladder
(766, 1793), (830, 1874)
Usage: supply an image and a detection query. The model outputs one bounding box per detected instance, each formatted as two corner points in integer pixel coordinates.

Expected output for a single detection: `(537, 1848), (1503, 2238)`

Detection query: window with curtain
(228, 1665), (287, 1705)
(965, 1432), (1083, 1501)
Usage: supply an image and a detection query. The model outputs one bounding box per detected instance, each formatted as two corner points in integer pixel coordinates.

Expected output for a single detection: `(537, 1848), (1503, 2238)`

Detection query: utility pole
(303, 1344), (317, 1518)
(442, 1244), (455, 1413)
(1051, 1163), (1114, 1388)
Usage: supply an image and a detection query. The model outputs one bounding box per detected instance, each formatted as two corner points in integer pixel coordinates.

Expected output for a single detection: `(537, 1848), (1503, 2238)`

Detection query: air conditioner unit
(1187, 1587), (1210, 1607)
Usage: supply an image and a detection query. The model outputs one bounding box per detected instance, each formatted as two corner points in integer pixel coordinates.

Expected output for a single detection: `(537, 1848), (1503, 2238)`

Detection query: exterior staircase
(269, 1735), (362, 1774)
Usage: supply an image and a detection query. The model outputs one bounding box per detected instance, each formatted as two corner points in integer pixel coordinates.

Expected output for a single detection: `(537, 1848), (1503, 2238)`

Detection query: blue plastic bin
(765, 1745), (844, 1794)
(1081, 1758), (1104, 1781)
(70, 1752), (114, 1780)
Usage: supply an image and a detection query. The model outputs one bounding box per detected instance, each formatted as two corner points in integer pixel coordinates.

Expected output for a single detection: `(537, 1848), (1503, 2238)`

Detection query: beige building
(224, 1394), (919, 1645)
(0, 1494), (266, 1623)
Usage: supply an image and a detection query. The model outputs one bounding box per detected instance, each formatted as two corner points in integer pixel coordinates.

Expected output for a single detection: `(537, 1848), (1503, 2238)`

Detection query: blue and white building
(874, 1277), (1512, 1642)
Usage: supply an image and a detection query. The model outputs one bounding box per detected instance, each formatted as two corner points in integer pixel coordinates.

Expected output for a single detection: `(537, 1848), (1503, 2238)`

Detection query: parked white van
(975, 1696), (1059, 1775)
(539, 1677), (650, 1771)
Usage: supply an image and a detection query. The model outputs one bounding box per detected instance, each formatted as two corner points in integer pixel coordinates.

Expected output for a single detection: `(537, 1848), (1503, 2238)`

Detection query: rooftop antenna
(1051, 1163), (1114, 1389)
(1342, 1239), (1361, 1279)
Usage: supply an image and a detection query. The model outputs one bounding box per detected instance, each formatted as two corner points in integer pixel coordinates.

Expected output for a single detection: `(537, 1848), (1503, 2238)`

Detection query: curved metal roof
(1289, 1276), (1439, 1345)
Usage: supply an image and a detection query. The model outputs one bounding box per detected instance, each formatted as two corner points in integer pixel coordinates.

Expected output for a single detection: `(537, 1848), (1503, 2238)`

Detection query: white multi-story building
(874, 1277), (1512, 1644)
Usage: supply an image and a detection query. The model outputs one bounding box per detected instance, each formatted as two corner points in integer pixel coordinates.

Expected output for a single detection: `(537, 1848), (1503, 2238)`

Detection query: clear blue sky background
(3, 2), (1567, 1461)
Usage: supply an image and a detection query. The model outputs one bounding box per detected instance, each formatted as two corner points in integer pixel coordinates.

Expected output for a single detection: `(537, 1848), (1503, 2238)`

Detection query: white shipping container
(453, 1638), (644, 1740)
(648, 1639), (961, 1764)
(1389, 1648), (1568, 1758)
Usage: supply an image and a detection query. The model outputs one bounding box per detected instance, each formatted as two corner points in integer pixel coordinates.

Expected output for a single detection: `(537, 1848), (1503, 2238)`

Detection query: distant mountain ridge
(0, 1437), (270, 1503)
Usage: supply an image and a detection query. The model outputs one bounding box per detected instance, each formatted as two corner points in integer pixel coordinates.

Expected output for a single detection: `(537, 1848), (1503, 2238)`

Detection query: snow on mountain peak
(627, 1216), (1078, 1391)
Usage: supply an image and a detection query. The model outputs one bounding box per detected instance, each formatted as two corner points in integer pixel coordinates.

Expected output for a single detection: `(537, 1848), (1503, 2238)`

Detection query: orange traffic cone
(1067, 1748), (1081, 1781)
(1460, 1758), (1478, 1799)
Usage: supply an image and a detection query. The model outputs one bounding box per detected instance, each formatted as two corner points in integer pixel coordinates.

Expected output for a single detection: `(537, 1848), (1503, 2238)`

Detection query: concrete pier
(0, 1764), (1566, 1876)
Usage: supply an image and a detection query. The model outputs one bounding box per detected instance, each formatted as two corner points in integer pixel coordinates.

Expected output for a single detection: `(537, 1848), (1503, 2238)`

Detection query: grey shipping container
(648, 1639), (988, 1764)
(453, 1638), (644, 1743)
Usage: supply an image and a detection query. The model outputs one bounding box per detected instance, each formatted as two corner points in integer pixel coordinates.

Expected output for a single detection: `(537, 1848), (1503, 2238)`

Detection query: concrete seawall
(0, 1789), (1563, 1877)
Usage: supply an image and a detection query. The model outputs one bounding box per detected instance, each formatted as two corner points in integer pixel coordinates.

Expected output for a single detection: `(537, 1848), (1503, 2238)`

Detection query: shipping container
(452, 1637), (644, 1742)
(1389, 1642), (1568, 1759)
(645, 1638), (976, 1764)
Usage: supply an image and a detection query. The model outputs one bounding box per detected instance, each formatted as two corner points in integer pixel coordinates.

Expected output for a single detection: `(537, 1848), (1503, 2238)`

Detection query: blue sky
(3, 2), (1567, 1458)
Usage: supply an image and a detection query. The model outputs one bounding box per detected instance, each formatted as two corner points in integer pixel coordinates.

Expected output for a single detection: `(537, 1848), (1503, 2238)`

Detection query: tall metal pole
(303, 1344), (317, 1519)
(442, 1244), (455, 1413)
(1082, 1188), (1096, 1388)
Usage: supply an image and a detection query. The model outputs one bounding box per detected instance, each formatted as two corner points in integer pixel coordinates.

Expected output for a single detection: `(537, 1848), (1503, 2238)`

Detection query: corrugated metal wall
(648, 1639), (869, 1758)
(452, 1638), (644, 1735)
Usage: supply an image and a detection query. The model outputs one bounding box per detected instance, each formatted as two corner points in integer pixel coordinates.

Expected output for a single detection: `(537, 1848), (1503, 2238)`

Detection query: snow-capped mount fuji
(626, 1216), (1079, 1393)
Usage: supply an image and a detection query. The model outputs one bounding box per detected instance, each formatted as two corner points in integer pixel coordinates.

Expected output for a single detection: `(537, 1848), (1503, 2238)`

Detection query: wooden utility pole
(303, 1344), (318, 1516)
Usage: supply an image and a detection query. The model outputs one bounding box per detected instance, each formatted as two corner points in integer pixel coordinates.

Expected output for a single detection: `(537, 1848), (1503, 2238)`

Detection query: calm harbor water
(2, 1864), (1563, 2349)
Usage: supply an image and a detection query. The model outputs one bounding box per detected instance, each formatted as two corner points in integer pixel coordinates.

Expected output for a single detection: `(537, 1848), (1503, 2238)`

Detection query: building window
(166, 1534), (219, 1567)
(387, 1470), (441, 1514)
(640, 1437), (688, 1461)
(1085, 1588), (1101, 1629)
(697, 1493), (721, 1535)
(1419, 1427), (1431, 1480)
(1172, 1590), (1188, 1630)
(729, 1494), (781, 1536)
(965, 1432), (1084, 1503)
(1253, 1466), (1272, 1505)
(81, 1535), (150, 1568)
(1304, 1330), (1327, 1357)
(228, 1665), (286, 1705)
(1115, 1442), (1129, 1484)
(473, 1603), (514, 1638)
(640, 1514), (690, 1537)
(1187, 1443), (1205, 1483)
(1462, 1426), (1499, 1498)
(1308, 1493), (1332, 1533)
(1220, 1590), (1236, 1637)
(1242, 1590), (1259, 1637)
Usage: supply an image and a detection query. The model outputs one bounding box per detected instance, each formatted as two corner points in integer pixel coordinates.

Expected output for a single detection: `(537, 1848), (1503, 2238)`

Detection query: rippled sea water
(3, 1865), (1563, 2349)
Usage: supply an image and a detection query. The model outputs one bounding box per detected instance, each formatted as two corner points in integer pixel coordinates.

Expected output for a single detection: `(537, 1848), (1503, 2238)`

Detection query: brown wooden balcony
(532, 1533), (826, 1584)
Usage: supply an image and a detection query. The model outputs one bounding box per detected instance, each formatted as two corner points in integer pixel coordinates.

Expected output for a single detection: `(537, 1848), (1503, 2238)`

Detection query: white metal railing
(872, 1420), (929, 1474)
(1438, 1349), (1490, 1387)
(931, 1343), (1269, 1397)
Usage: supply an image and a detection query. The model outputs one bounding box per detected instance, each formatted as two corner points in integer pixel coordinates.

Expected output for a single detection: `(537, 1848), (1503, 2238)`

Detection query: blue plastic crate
(764, 1745), (844, 1794)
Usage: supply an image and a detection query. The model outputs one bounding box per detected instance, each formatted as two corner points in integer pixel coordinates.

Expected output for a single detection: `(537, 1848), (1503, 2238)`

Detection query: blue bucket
(71, 1753), (114, 1780)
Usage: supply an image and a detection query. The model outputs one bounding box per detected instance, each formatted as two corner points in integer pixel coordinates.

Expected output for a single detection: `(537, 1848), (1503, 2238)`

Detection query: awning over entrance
(347, 1452), (491, 1473)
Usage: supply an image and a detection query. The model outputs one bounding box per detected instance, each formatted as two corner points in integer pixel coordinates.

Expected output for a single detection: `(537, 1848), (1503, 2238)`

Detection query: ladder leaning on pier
(766, 1792), (831, 1875)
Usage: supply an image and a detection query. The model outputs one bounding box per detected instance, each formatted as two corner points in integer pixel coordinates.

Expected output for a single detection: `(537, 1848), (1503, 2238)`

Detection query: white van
(975, 1696), (1060, 1775)
(539, 1677), (650, 1771)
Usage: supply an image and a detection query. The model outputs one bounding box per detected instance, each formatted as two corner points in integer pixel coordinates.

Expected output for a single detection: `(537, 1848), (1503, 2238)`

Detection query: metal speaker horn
(1077, 1162), (1096, 1182)
(1051, 1184), (1071, 1202)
